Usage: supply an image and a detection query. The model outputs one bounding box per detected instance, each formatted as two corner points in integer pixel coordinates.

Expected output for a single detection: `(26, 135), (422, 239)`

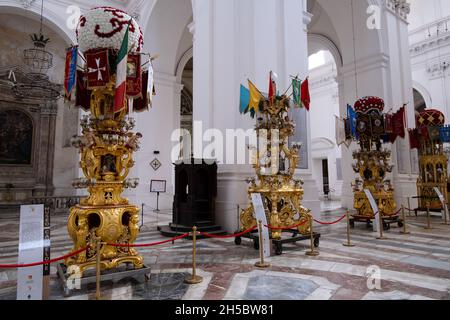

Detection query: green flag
(292, 78), (301, 107)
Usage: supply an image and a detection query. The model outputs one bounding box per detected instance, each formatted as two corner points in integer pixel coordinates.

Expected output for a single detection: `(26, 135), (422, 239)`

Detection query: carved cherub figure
(125, 132), (142, 151)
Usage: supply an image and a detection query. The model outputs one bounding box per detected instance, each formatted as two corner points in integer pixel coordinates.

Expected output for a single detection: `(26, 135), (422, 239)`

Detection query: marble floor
(1, 202), (450, 300)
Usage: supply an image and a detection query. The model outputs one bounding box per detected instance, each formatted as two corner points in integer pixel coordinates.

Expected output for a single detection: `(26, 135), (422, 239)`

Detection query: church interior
(1, 0), (450, 302)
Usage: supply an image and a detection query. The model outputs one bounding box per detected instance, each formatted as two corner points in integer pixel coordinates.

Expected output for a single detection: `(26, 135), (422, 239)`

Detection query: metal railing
(31, 196), (84, 214)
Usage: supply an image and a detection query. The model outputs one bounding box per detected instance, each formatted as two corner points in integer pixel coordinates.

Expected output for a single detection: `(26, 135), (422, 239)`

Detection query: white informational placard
(433, 187), (445, 203)
(364, 189), (379, 232)
(251, 193), (271, 258)
(17, 205), (44, 300)
(433, 187), (448, 221)
(150, 180), (167, 193)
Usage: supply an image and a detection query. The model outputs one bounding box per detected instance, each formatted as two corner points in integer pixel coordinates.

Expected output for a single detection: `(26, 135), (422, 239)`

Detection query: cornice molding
(385, 0), (411, 22)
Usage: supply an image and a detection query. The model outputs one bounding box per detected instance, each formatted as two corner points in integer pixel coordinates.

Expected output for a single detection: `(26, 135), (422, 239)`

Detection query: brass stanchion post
(425, 203), (433, 230)
(400, 205), (410, 235)
(376, 211), (386, 240)
(185, 226), (203, 284)
(255, 220), (270, 268)
(343, 211), (355, 247)
(442, 203), (449, 225)
(306, 216), (319, 256)
(95, 237), (102, 300)
(407, 197), (411, 217)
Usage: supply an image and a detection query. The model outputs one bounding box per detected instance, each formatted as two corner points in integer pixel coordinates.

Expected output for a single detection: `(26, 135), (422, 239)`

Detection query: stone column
(35, 101), (57, 197)
(339, 0), (417, 210)
(191, 0), (315, 231)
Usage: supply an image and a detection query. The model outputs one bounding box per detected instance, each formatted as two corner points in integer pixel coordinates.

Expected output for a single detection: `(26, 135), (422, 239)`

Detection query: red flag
(301, 77), (311, 111)
(408, 129), (420, 149)
(390, 106), (406, 143)
(126, 54), (142, 99)
(75, 70), (90, 111)
(384, 114), (394, 133)
(85, 49), (110, 88)
(268, 71), (274, 104)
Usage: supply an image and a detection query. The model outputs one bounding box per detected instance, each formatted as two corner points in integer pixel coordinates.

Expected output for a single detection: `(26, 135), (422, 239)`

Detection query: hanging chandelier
(11, 0), (61, 101)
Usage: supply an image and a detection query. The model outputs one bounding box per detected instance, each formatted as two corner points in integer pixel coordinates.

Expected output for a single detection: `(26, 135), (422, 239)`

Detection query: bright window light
(309, 51), (326, 70)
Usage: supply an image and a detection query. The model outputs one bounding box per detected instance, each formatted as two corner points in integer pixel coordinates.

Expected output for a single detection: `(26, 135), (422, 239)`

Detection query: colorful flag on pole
(240, 84), (250, 114)
(86, 49), (110, 88)
(147, 61), (154, 108)
(335, 115), (348, 147)
(440, 125), (450, 143)
(248, 80), (262, 118)
(347, 104), (357, 138)
(301, 77), (310, 111)
(390, 106), (406, 143)
(268, 71), (275, 105)
(292, 78), (301, 107)
(114, 20), (131, 113)
(64, 46), (78, 101)
(409, 129), (420, 149)
(126, 54), (142, 98)
(75, 70), (90, 111)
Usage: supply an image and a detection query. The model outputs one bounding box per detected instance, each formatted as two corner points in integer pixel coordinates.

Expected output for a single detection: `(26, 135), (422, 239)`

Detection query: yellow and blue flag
(248, 80), (262, 118)
(240, 84), (250, 114)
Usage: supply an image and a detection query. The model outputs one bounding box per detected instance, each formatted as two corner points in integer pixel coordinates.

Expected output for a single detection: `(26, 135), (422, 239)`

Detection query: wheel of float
(314, 237), (320, 248)
(383, 222), (390, 231)
(234, 237), (242, 245)
(253, 239), (259, 250)
(274, 242), (283, 255)
(349, 219), (355, 228)
(398, 220), (404, 228)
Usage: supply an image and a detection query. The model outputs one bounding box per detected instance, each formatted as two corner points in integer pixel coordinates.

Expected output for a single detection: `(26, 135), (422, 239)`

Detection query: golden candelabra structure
(240, 97), (311, 240)
(416, 109), (448, 210)
(66, 79), (144, 274)
(351, 97), (396, 218)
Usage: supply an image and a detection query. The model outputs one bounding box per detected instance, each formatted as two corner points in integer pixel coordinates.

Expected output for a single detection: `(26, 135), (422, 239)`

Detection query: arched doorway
(413, 88), (427, 112)
(307, 48), (343, 207)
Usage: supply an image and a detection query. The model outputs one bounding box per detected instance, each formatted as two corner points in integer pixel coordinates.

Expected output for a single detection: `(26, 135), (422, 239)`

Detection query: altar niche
(0, 109), (33, 165)
(0, 101), (57, 205)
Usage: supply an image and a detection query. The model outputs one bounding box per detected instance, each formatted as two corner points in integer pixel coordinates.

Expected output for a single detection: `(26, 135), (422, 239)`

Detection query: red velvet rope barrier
(0, 247), (87, 269)
(313, 214), (346, 225)
(108, 232), (189, 248)
(381, 207), (403, 216)
(199, 226), (257, 239)
(265, 219), (308, 230)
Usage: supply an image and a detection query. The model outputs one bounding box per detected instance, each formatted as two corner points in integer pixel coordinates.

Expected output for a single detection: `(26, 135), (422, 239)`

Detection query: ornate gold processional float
(414, 109), (448, 211)
(236, 79), (320, 255)
(62, 7), (153, 276)
(349, 97), (402, 229)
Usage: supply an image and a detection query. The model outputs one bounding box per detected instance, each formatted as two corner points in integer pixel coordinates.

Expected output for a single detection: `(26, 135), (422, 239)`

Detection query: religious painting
(126, 54), (142, 98)
(0, 110), (33, 165)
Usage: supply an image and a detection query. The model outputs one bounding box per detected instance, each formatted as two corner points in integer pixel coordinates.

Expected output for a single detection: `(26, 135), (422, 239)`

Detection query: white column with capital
(191, 0), (315, 232)
(339, 0), (418, 210)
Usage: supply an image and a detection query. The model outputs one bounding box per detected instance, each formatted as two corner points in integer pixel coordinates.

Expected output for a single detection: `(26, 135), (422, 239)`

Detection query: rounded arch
(311, 137), (336, 152)
(311, 0), (383, 67)
(0, 4), (75, 45)
(144, 0), (193, 75)
(308, 33), (343, 69)
(175, 46), (193, 84)
(412, 81), (432, 110)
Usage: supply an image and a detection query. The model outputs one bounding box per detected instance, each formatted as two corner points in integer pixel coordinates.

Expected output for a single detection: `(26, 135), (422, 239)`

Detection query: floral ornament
(76, 7), (143, 54)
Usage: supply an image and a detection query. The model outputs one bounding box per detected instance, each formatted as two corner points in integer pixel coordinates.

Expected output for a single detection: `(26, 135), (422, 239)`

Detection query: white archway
(412, 80), (433, 109)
